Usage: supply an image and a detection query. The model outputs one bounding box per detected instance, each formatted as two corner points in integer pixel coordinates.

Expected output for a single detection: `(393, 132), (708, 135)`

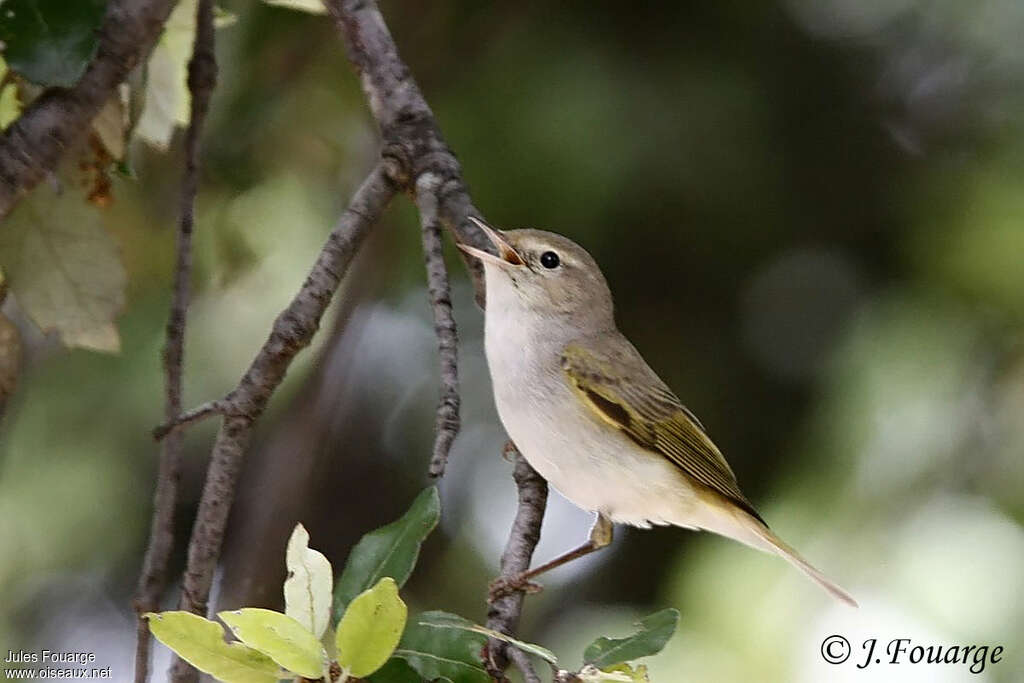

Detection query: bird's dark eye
(540, 251), (560, 269)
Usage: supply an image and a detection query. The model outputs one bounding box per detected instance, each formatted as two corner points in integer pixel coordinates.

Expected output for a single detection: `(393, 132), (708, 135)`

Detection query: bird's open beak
(457, 217), (524, 267)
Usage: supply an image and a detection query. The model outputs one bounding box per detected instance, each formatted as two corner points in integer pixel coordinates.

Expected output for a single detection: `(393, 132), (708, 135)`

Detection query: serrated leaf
(284, 523), (333, 639)
(145, 612), (281, 683)
(334, 487), (439, 621)
(0, 179), (125, 352)
(218, 608), (325, 679)
(578, 663), (650, 682)
(262, 0), (327, 15)
(583, 609), (679, 670)
(0, 0), (106, 87)
(136, 0), (235, 150)
(336, 577), (407, 678)
(391, 610), (490, 683)
(418, 612), (558, 666)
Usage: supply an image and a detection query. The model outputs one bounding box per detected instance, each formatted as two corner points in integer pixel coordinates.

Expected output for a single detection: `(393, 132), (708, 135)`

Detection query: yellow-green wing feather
(561, 340), (764, 524)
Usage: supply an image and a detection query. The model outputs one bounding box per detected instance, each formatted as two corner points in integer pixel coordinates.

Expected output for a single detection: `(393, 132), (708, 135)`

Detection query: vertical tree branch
(0, 0), (177, 220)
(324, 0), (494, 307)
(133, 1), (217, 680)
(485, 447), (548, 678)
(322, 2), (553, 677)
(416, 172), (460, 478)
(167, 163), (397, 682)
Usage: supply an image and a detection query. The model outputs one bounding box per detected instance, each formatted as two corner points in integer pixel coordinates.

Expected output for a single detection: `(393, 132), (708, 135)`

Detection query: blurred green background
(2, 0), (1023, 681)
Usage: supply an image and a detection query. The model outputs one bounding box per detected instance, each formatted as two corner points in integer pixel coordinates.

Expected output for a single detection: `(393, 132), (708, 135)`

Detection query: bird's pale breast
(484, 309), (702, 529)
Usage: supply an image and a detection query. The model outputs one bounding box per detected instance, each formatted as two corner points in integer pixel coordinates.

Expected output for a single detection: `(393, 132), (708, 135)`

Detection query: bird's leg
(489, 514), (613, 601)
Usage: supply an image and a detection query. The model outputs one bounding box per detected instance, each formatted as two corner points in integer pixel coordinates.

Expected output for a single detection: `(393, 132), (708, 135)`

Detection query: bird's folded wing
(561, 340), (765, 524)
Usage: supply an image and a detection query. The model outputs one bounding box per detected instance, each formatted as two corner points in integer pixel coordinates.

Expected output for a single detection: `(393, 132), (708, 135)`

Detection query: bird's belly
(493, 384), (701, 529)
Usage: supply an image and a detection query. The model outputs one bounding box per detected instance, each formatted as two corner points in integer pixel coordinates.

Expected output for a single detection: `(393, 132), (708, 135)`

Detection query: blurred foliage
(0, 0), (105, 87)
(0, 0), (1023, 681)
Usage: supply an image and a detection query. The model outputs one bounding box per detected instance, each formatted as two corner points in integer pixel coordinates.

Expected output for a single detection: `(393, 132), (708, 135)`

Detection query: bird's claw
(488, 575), (543, 601)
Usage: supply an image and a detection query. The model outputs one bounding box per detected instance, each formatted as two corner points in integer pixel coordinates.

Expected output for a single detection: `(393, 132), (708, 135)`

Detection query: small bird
(459, 218), (856, 607)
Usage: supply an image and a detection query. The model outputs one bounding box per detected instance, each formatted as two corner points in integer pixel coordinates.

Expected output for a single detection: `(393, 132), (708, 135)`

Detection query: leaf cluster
(148, 487), (678, 682)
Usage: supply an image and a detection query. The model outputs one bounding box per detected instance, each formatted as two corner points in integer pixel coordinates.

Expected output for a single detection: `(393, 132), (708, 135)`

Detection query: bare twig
(485, 446), (549, 677)
(0, 0), (176, 219)
(152, 398), (232, 440)
(416, 172), (460, 478)
(168, 164), (397, 682)
(507, 646), (542, 683)
(323, 0), (496, 307)
(133, 2), (217, 680)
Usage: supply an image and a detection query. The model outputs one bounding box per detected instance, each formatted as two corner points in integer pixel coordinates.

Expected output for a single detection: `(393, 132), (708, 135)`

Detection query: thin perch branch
(417, 172), (461, 478)
(485, 446), (549, 677)
(323, 1), (552, 675)
(133, 1), (217, 680)
(153, 398), (232, 440)
(507, 646), (542, 683)
(168, 164), (397, 682)
(0, 0), (177, 220)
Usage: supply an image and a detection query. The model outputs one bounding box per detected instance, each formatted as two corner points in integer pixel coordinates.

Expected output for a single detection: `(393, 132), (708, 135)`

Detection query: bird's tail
(751, 522), (858, 607)
(694, 501), (858, 607)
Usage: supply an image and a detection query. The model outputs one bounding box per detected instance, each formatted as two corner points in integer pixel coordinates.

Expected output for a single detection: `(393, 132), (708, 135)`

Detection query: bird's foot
(488, 574), (543, 602)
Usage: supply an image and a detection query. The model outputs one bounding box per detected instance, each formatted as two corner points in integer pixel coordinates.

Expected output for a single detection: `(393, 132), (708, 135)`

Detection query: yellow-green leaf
(0, 179), (125, 352)
(91, 88), (130, 161)
(578, 663), (650, 682)
(218, 608), (325, 679)
(336, 577), (407, 678)
(263, 0), (327, 15)
(136, 0), (236, 150)
(283, 523), (332, 639)
(0, 56), (21, 129)
(145, 612), (280, 683)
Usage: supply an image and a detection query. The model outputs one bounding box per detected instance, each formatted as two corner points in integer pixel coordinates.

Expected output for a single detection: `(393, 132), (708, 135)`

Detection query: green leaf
(0, 177), (126, 352)
(392, 610), (490, 683)
(144, 612), (281, 683)
(262, 0), (327, 14)
(582, 609), (679, 670)
(367, 657), (424, 683)
(336, 577), (407, 678)
(218, 608), (325, 679)
(283, 523), (333, 639)
(417, 612), (558, 666)
(333, 487), (440, 620)
(0, 0), (106, 87)
(579, 663), (650, 682)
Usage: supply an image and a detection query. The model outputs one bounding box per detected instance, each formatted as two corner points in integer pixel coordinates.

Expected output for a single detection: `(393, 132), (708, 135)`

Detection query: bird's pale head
(459, 218), (614, 331)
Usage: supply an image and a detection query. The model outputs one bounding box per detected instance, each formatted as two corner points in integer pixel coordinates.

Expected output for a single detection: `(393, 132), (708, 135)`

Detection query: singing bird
(459, 218), (856, 607)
